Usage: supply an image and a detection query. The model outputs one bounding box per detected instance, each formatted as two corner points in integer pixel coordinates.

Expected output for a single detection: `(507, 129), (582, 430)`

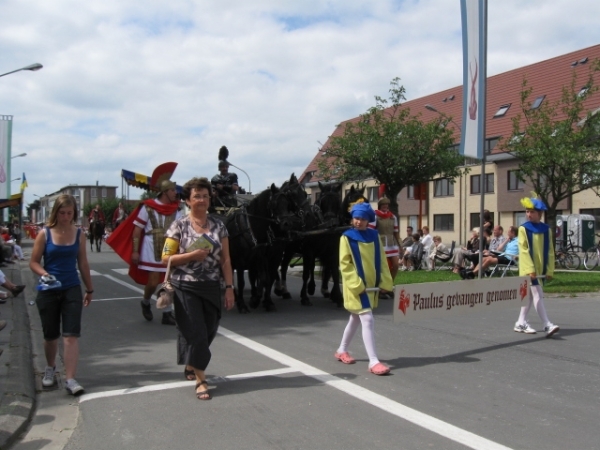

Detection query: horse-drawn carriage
(117, 160), (365, 313)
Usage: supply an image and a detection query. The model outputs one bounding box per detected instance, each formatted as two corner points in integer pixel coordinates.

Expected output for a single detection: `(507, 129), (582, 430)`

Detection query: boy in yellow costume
(514, 195), (560, 337)
(334, 203), (393, 375)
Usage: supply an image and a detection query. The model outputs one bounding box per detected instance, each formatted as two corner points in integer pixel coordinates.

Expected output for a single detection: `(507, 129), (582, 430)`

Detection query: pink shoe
(334, 352), (356, 364)
(369, 362), (390, 375)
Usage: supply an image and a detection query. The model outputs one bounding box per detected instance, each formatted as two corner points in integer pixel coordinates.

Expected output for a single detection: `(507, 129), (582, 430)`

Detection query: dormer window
(493, 104), (511, 117)
(531, 95), (545, 110)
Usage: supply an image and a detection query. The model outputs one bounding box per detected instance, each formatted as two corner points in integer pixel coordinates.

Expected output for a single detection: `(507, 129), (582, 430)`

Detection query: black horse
(223, 177), (302, 313)
(89, 220), (105, 252)
(275, 181), (346, 306)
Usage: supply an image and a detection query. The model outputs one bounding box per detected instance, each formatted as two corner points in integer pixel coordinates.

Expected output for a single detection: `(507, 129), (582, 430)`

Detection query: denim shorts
(35, 285), (83, 340)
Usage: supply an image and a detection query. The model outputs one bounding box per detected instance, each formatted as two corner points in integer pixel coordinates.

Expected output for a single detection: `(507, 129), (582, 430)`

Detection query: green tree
(502, 61), (600, 242)
(83, 197), (133, 229)
(317, 78), (466, 213)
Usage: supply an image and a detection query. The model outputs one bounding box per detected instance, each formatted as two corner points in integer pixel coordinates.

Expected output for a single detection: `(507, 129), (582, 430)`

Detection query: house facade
(36, 184), (118, 225)
(300, 44), (600, 246)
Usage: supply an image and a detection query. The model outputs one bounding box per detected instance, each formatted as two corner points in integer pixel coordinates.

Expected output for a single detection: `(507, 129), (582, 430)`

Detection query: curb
(0, 247), (36, 449)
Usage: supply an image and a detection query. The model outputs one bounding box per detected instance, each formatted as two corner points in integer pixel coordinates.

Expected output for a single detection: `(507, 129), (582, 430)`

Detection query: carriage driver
(211, 160), (239, 200)
(88, 204), (105, 225)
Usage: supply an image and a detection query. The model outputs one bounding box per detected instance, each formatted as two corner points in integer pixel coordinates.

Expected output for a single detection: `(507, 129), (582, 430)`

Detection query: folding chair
(488, 254), (518, 278)
(435, 241), (455, 271)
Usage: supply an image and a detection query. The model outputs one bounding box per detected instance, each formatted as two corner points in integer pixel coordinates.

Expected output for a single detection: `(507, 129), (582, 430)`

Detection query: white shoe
(544, 323), (560, 338)
(65, 378), (85, 396)
(514, 322), (536, 334)
(42, 366), (56, 387)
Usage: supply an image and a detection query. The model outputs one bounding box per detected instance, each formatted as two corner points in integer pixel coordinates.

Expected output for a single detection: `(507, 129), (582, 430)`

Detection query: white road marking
(89, 270), (102, 276)
(90, 274), (513, 450)
(112, 268), (129, 275)
(79, 368), (296, 403)
(103, 274), (157, 300)
(92, 296), (140, 302)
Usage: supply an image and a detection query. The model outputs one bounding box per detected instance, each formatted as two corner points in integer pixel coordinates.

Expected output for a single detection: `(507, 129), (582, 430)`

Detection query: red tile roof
(301, 44), (600, 184)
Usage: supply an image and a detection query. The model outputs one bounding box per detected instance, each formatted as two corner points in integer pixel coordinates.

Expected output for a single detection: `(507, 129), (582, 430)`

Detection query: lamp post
(0, 63), (43, 78)
(11, 153), (27, 159)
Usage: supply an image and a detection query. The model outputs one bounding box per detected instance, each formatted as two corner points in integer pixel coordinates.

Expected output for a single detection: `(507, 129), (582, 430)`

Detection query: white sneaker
(514, 322), (537, 334)
(42, 366), (56, 387)
(544, 323), (560, 338)
(65, 378), (85, 396)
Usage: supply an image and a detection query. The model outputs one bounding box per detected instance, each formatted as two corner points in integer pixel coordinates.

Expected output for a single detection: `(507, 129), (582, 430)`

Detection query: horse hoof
(321, 290), (330, 298)
(237, 304), (251, 314)
(282, 293), (292, 300)
(263, 302), (277, 312)
(308, 286), (315, 296)
(249, 299), (260, 309)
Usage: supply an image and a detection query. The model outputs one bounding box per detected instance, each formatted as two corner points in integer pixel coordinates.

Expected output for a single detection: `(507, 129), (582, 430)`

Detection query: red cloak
(107, 199), (179, 285)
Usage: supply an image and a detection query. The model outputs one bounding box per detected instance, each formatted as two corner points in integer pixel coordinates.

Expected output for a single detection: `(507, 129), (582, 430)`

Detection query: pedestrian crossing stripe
(112, 268), (129, 275)
(90, 270), (102, 276)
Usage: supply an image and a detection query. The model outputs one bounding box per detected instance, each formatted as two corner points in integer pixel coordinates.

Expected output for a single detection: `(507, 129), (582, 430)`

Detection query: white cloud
(1, 0), (599, 204)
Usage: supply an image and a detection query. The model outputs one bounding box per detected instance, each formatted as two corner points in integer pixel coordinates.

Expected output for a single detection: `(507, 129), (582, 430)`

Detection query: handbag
(156, 257), (175, 309)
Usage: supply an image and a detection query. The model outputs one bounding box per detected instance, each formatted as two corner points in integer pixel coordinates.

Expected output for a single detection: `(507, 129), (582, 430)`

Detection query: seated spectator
(1, 227), (25, 260)
(421, 226), (434, 270)
(487, 225), (507, 253)
(429, 236), (449, 269)
(403, 233), (423, 271)
(452, 228), (481, 274)
(470, 225), (519, 275)
(398, 225), (414, 260)
(0, 269), (25, 298)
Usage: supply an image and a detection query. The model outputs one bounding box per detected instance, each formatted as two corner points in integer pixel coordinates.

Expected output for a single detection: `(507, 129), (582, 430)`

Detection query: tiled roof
(301, 44), (600, 184)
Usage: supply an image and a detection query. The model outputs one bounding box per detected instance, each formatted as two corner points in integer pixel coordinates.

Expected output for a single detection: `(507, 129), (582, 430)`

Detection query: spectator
(420, 226), (434, 270)
(429, 236), (449, 270)
(403, 233), (423, 271)
(470, 225), (518, 275)
(369, 197), (400, 287)
(452, 228), (480, 273)
(488, 225), (507, 253)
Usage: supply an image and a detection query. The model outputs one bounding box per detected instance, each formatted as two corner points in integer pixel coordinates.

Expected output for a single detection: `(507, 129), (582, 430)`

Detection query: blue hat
(351, 203), (375, 222)
(520, 194), (547, 211)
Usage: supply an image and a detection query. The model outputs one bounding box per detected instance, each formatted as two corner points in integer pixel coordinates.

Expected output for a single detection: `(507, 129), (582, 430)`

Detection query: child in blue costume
(334, 202), (394, 375)
(514, 195), (560, 337)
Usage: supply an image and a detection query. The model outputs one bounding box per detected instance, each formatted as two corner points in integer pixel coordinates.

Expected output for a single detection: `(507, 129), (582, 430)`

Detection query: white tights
(337, 312), (379, 368)
(517, 284), (550, 326)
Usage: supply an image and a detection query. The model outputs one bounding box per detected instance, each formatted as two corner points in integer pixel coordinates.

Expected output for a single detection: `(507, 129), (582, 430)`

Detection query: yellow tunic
(339, 231), (393, 314)
(518, 222), (555, 279)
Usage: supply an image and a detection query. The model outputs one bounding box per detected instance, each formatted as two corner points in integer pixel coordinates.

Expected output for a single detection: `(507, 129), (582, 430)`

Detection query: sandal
(369, 362), (391, 376)
(195, 381), (212, 400)
(184, 367), (195, 381)
(9, 285), (25, 297)
(334, 351), (356, 364)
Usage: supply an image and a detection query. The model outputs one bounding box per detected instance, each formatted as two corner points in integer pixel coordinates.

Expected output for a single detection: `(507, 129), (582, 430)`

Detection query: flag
(460, 0), (487, 160)
(20, 173), (28, 191)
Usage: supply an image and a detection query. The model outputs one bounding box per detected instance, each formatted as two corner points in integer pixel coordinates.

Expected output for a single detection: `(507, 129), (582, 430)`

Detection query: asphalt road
(14, 247), (600, 450)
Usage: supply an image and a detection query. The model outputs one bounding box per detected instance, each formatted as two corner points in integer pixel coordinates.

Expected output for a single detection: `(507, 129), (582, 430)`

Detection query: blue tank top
(43, 227), (81, 289)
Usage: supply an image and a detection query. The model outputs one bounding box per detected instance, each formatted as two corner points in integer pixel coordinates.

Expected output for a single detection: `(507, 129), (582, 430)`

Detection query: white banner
(393, 277), (530, 322)
(460, 0), (486, 160)
(0, 116), (12, 199)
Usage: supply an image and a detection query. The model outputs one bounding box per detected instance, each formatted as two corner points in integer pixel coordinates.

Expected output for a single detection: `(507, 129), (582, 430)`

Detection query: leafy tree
(502, 61), (600, 240)
(140, 190), (157, 200)
(317, 78), (466, 214)
(83, 197), (133, 229)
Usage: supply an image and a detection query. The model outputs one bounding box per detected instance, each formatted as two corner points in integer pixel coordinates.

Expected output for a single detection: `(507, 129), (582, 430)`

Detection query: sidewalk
(0, 240), (36, 449)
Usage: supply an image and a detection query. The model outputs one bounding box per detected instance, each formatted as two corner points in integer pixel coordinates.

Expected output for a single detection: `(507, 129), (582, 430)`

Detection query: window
(485, 137), (499, 155)
(407, 185), (415, 199)
(578, 86), (589, 97)
(493, 104), (511, 117)
(366, 187), (378, 202)
(102, 188), (107, 198)
(508, 170), (525, 191)
(434, 214), (454, 231)
(407, 215), (418, 231)
(531, 95), (545, 110)
(470, 174), (494, 194)
(434, 178), (454, 197)
(514, 212), (527, 227)
(90, 188), (97, 197)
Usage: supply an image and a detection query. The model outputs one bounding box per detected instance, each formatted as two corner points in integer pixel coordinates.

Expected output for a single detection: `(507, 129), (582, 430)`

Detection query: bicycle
(556, 230), (584, 270)
(583, 233), (600, 270)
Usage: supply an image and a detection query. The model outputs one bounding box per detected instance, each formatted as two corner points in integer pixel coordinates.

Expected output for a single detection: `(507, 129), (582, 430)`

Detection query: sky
(1, 0), (599, 205)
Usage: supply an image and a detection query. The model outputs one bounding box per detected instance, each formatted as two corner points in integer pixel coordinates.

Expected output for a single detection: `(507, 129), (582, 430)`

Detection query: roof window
(531, 95), (545, 110)
(578, 86), (589, 97)
(493, 104), (511, 118)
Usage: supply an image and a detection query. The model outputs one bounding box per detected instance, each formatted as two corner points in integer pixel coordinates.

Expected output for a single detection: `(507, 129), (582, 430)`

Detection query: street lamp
(425, 104), (461, 129)
(11, 177), (21, 182)
(0, 63), (43, 78)
(11, 153), (27, 159)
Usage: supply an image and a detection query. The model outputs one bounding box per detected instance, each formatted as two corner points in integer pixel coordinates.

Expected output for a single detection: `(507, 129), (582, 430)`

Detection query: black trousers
(172, 280), (222, 371)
